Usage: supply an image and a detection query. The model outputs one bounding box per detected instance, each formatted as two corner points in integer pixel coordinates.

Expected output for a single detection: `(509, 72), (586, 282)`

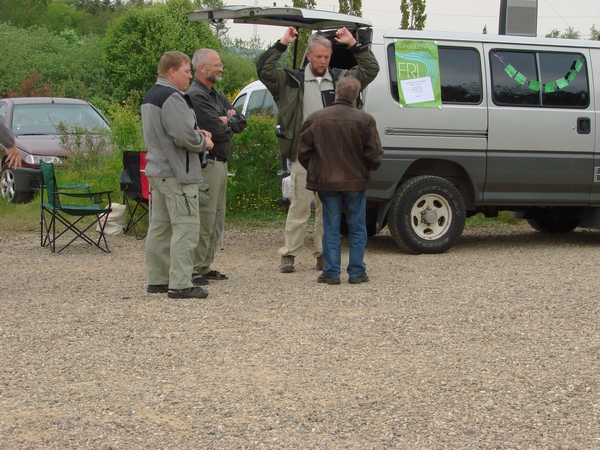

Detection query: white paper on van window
(400, 77), (435, 105)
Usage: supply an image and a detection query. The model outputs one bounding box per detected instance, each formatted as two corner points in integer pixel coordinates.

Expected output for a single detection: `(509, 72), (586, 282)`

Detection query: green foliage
(101, 0), (219, 102)
(56, 122), (121, 195)
(218, 52), (258, 97)
(338, 0), (362, 17)
(227, 114), (282, 218)
(104, 100), (146, 152)
(0, 0), (126, 36)
(400, 0), (427, 31)
(0, 22), (106, 99)
(546, 27), (582, 39)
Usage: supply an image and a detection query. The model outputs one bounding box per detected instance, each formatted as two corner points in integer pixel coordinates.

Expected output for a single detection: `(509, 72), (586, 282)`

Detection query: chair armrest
(57, 183), (91, 191)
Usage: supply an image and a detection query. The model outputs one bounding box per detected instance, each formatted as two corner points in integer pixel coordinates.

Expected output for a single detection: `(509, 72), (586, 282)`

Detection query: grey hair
(306, 33), (332, 53)
(191, 48), (217, 71)
(335, 76), (361, 103)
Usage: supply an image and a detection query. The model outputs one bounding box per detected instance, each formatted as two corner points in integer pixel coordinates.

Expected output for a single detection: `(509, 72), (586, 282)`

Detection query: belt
(207, 153), (227, 163)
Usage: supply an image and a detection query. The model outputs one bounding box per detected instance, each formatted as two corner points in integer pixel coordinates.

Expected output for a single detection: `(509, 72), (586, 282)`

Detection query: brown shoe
(280, 255), (295, 273)
(315, 255), (325, 271)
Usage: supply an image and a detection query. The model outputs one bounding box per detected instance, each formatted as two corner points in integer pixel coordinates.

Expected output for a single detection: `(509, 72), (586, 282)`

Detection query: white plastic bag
(96, 203), (126, 236)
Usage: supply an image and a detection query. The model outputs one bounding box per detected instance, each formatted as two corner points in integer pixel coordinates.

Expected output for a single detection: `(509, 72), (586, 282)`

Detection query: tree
(545, 27), (581, 39)
(102, 0), (219, 102)
(0, 22), (106, 99)
(0, 0), (52, 28)
(338, 0), (362, 17)
(590, 25), (599, 40)
(400, 0), (426, 31)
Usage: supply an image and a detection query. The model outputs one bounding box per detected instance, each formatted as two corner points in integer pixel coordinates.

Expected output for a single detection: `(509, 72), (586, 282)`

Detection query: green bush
(56, 123), (121, 197)
(227, 114), (282, 218)
(101, 0), (218, 103)
(0, 22), (106, 99)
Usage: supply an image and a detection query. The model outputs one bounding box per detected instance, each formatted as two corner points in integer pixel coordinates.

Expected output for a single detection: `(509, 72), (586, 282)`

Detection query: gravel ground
(1, 223), (599, 449)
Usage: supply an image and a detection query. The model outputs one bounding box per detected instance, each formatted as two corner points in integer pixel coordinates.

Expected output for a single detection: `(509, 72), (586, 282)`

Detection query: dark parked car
(0, 97), (110, 203)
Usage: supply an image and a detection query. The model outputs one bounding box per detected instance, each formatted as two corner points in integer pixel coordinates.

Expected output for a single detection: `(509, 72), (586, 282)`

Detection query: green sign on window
(394, 40), (442, 108)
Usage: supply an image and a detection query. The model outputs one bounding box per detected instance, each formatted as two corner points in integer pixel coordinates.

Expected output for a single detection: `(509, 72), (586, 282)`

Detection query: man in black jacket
(188, 48), (247, 283)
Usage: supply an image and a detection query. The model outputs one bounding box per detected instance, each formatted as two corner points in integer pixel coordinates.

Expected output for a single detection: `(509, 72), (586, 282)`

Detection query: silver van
(189, 6), (600, 254)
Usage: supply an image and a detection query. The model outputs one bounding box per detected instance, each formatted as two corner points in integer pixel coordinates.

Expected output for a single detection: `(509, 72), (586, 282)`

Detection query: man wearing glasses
(187, 49), (247, 284)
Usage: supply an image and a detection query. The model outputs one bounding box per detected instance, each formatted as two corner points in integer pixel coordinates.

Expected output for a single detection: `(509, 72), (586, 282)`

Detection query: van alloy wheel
(388, 175), (466, 255)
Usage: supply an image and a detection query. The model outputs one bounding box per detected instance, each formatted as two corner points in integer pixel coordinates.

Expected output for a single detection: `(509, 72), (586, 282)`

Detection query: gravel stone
(1, 224), (599, 448)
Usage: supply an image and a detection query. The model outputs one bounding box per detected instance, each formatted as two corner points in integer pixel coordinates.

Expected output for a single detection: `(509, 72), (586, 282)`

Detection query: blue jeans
(319, 190), (367, 278)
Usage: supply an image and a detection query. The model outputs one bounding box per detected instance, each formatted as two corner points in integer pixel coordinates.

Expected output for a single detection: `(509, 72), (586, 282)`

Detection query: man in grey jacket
(141, 51), (214, 299)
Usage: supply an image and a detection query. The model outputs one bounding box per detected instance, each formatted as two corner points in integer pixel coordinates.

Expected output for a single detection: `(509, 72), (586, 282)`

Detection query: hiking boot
(348, 273), (370, 284)
(168, 287), (209, 299)
(317, 273), (341, 285)
(315, 255), (325, 271)
(280, 255), (295, 273)
(192, 274), (209, 286)
(147, 284), (169, 294)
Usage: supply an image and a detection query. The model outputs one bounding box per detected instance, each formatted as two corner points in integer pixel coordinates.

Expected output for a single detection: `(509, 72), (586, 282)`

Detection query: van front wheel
(388, 176), (466, 254)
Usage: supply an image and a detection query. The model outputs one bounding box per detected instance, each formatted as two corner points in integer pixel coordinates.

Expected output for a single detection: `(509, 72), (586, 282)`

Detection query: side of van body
(188, 6), (600, 254)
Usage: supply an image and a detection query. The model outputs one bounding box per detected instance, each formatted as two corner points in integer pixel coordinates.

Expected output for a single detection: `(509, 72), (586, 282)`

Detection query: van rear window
(387, 44), (482, 104)
(490, 49), (589, 108)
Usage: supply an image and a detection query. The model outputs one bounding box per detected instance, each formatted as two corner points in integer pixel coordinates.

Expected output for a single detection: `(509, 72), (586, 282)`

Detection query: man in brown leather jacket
(298, 76), (383, 285)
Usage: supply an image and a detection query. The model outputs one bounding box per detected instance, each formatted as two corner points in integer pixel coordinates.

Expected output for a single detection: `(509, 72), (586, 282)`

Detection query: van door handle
(577, 117), (591, 134)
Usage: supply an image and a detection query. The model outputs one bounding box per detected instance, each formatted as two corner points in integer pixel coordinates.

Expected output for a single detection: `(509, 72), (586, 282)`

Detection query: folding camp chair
(40, 161), (113, 253)
(120, 151), (149, 240)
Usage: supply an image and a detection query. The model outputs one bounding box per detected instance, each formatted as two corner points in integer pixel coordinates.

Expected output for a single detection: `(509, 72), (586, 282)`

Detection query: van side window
(490, 50), (589, 108)
(261, 90), (278, 115)
(387, 44), (482, 104)
(232, 93), (247, 113)
(246, 89), (267, 116)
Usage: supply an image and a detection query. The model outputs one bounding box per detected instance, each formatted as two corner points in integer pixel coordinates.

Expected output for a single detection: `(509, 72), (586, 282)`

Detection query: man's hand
(4, 145), (21, 169)
(198, 129), (212, 140)
(204, 136), (214, 151)
(334, 27), (357, 48)
(280, 27), (298, 46)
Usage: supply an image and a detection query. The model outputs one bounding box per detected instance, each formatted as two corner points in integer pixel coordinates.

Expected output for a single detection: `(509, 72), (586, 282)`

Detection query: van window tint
(387, 44), (482, 104)
(246, 89), (267, 115)
(262, 91), (278, 115)
(490, 50), (588, 108)
(232, 93), (246, 112)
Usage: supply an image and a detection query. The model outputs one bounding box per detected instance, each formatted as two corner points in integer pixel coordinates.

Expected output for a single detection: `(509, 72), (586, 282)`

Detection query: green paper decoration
(515, 72), (527, 85)
(505, 64), (517, 77)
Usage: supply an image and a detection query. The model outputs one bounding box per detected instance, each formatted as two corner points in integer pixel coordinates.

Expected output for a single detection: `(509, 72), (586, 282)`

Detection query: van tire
(388, 175), (466, 254)
(526, 217), (579, 233)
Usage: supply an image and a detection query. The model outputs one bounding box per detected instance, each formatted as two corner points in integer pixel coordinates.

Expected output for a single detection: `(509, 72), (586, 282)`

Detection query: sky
(220, 0), (600, 44)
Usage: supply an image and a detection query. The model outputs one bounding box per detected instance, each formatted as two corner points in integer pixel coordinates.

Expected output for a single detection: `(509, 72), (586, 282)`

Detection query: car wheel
(526, 217), (579, 233)
(388, 175), (466, 254)
(1, 165), (34, 204)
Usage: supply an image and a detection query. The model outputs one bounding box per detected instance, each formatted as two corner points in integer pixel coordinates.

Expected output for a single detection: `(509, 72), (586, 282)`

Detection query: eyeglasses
(203, 63), (224, 69)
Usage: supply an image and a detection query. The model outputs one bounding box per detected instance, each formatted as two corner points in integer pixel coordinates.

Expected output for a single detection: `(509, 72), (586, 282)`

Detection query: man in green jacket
(257, 26), (380, 273)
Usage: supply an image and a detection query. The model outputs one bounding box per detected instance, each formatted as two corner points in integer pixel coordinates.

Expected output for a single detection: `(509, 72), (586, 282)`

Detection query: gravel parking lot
(1, 223), (599, 448)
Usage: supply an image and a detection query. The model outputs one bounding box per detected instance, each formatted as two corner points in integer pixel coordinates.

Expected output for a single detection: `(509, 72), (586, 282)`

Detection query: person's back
(299, 103), (380, 193)
(297, 76), (383, 285)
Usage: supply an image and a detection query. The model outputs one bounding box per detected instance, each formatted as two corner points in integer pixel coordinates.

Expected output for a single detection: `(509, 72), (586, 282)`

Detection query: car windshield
(12, 104), (109, 136)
